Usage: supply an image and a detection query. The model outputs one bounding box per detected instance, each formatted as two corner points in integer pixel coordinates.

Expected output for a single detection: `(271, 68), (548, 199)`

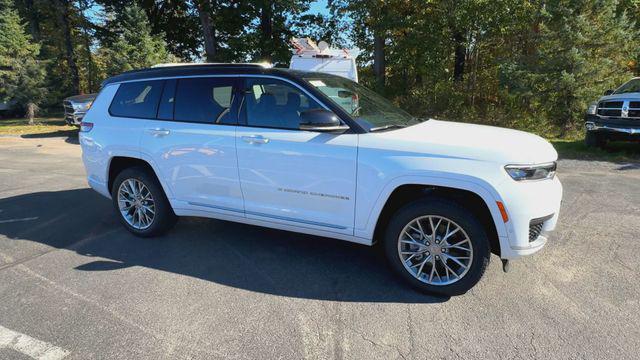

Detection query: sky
(307, 0), (331, 16)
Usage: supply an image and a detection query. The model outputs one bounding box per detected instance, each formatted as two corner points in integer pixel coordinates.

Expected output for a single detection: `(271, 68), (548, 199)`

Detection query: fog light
(586, 122), (595, 131)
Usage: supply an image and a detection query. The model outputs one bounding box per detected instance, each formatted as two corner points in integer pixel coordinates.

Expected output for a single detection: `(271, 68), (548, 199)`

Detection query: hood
(599, 92), (640, 101)
(374, 119), (558, 165)
(64, 93), (97, 103)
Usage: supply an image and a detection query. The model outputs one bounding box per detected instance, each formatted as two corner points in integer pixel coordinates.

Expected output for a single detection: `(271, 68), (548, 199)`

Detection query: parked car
(63, 93), (96, 125)
(585, 77), (640, 147)
(79, 64), (562, 296)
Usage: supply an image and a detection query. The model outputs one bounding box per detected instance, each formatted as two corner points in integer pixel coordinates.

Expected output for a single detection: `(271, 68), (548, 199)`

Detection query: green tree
(503, 0), (637, 134)
(0, 0), (47, 123)
(101, 3), (175, 76)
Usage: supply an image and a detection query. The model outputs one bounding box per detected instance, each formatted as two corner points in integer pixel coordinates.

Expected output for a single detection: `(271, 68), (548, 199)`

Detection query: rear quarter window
(109, 80), (164, 119)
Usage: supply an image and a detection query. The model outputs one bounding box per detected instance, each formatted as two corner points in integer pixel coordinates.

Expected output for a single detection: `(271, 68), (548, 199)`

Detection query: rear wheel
(111, 166), (177, 237)
(383, 198), (490, 296)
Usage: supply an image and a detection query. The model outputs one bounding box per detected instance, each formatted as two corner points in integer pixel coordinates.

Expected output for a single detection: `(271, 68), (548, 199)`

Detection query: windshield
(301, 73), (419, 131)
(614, 79), (640, 94)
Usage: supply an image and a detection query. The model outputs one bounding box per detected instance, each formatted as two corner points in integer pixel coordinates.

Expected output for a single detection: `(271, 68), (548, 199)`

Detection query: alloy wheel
(397, 215), (473, 286)
(117, 178), (156, 230)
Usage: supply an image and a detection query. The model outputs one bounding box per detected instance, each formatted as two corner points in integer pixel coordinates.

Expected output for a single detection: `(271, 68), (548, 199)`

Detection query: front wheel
(585, 131), (606, 148)
(111, 166), (177, 237)
(383, 198), (490, 296)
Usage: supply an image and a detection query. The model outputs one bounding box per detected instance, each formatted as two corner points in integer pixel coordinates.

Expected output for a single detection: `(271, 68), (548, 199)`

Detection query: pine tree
(503, 0), (637, 134)
(0, 0), (46, 123)
(101, 4), (175, 76)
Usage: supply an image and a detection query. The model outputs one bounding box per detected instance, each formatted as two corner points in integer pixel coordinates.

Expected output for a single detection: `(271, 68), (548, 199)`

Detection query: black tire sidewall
(111, 166), (176, 237)
(383, 198), (490, 296)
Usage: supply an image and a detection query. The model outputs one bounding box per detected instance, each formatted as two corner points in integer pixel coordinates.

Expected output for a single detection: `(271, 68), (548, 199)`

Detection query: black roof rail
(101, 63), (274, 87)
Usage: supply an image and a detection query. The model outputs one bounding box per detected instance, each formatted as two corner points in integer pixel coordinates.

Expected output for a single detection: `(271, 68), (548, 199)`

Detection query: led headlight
(505, 162), (557, 181)
(73, 101), (92, 111)
(587, 102), (597, 115)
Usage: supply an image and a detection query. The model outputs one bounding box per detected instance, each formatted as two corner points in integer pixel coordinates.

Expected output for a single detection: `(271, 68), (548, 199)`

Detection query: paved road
(0, 135), (639, 359)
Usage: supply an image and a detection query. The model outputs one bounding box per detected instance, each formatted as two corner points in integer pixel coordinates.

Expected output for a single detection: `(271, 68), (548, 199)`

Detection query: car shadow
(0, 188), (448, 304)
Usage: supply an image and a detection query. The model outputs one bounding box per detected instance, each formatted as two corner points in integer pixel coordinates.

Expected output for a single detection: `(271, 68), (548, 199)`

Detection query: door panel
(140, 77), (244, 215)
(235, 77), (358, 234)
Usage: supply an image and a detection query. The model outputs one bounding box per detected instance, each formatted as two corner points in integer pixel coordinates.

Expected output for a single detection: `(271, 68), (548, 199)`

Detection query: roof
(101, 63), (284, 87)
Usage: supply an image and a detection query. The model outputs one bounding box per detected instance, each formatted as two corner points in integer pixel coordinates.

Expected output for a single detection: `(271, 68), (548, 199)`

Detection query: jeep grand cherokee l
(79, 64), (563, 296)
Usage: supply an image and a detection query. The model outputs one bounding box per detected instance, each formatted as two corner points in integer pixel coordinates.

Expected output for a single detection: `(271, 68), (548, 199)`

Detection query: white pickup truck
(79, 64), (562, 295)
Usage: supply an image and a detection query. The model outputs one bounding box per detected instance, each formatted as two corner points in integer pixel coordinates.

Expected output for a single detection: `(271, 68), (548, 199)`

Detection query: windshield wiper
(369, 124), (407, 132)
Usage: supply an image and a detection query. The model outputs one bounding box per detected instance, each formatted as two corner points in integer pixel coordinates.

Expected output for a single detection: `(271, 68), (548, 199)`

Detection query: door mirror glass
(299, 109), (348, 132)
(604, 89), (614, 96)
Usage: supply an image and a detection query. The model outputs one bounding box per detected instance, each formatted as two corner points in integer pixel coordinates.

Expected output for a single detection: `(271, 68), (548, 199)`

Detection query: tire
(111, 166), (177, 237)
(585, 131), (606, 148)
(383, 197), (490, 296)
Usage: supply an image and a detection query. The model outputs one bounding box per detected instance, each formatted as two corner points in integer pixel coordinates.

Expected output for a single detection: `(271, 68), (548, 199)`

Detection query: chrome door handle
(147, 128), (170, 137)
(242, 135), (269, 144)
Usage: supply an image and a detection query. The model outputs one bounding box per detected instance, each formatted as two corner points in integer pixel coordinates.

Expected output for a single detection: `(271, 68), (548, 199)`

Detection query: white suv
(80, 64), (562, 295)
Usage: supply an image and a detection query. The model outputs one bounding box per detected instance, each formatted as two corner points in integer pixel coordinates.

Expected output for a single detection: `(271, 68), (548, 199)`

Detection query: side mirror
(299, 109), (349, 132)
(604, 89), (614, 96)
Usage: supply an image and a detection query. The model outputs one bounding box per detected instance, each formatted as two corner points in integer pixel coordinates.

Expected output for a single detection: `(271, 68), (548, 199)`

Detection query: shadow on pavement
(0, 188), (447, 304)
(20, 130), (78, 140)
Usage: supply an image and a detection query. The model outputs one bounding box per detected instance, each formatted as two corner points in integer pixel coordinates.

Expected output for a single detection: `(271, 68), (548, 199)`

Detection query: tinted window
(157, 79), (176, 120)
(243, 78), (325, 130)
(109, 80), (164, 119)
(174, 78), (236, 124)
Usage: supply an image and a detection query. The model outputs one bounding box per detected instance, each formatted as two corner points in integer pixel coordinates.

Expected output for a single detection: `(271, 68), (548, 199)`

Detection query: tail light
(80, 121), (93, 132)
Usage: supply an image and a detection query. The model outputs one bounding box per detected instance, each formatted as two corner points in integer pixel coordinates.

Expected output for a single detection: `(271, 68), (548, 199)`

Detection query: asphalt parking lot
(1, 135), (639, 359)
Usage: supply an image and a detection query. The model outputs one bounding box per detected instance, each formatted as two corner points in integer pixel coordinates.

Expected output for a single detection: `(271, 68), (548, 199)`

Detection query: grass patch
(0, 117), (77, 137)
(551, 137), (640, 162)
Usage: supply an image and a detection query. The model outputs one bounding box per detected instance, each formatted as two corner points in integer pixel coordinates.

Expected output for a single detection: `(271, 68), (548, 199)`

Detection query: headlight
(73, 101), (92, 111)
(587, 102), (597, 115)
(505, 162), (557, 181)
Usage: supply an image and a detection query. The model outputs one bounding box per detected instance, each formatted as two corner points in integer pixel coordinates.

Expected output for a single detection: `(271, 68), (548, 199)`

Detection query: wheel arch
(107, 156), (171, 199)
(368, 178), (507, 257)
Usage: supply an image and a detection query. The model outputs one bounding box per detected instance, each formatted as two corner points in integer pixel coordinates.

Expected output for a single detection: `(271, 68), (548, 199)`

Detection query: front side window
(109, 80), (164, 119)
(242, 78), (325, 130)
(174, 77), (236, 124)
(301, 73), (418, 131)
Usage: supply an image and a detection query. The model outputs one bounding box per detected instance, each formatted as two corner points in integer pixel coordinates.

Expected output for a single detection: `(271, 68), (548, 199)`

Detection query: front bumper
(585, 114), (640, 139)
(497, 176), (563, 259)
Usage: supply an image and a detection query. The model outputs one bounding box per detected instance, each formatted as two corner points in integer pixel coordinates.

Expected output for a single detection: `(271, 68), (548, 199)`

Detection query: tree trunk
(373, 32), (386, 92)
(24, 0), (40, 41)
(453, 30), (465, 82)
(196, 0), (217, 62)
(26, 103), (38, 125)
(55, 0), (80, 94)
(259, 0), (273, 61)
(84, 29), (93, 93)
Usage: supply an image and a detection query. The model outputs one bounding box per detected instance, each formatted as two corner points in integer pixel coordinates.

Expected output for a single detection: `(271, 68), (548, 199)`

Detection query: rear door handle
(241, 135), (269, 144)
(147, 128), (170, 137)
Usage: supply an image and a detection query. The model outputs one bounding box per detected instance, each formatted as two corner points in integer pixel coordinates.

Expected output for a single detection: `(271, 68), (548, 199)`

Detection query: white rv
(289, 38), (359, 82)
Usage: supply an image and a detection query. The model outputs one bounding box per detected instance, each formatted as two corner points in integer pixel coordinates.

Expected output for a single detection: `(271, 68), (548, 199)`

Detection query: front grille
(597, 100), (640, 119)
(63, 101), (74, 116)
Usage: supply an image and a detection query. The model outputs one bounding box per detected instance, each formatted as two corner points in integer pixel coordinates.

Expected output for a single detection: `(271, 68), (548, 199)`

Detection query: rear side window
(109, 80), (164, 119)
(174, 77), (236, 124)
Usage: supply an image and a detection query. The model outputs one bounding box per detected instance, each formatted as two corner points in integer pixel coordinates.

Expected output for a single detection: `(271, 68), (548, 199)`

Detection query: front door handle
(242, 135), (269, 144)
(147, 128), (170, 137)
